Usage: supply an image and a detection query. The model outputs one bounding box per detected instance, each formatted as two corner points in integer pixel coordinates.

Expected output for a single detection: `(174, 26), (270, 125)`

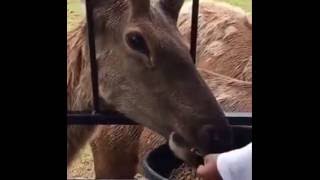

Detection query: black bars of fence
(67, 112), (252, 126)
(190, 0), (199, 63)
(85, 0), (100, 114)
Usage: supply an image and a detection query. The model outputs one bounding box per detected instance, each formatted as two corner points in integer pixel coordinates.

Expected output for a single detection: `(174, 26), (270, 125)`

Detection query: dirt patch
(67, 144), (95, 179)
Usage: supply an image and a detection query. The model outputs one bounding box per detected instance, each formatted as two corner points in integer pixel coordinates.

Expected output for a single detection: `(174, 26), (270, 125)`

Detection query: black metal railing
(67, 0), (252, 126)
(85, 0), (100, 114)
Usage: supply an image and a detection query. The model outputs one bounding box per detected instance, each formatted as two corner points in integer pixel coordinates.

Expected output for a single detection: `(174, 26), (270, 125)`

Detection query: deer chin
(168, 132), (204, 167)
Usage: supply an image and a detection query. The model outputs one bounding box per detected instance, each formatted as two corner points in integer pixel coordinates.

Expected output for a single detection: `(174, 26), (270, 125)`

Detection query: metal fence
(67, 0), (252, 127)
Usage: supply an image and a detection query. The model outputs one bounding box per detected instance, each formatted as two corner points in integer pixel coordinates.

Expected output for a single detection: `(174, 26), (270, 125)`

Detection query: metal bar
(231, 125), (252, 130)
(85, 0), (100, 113)
(225, 112), (252, 126)
(67, 113), (138, 125)
(225, 112), (252, 117)
(190, 0), (199, 64)
(67, 113), (252, 125)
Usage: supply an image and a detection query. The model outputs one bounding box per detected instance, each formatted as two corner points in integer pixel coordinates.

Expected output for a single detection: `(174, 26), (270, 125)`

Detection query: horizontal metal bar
(67, 112), (252, 126)
(224, 112), (252, 126)
(67, 113), (138, 125)
(224, 112), (252, 117)
(230, 125), (252, 129)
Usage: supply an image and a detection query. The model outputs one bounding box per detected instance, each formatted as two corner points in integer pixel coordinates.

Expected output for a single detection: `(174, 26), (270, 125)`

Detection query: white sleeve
(216, 143), (252, 180)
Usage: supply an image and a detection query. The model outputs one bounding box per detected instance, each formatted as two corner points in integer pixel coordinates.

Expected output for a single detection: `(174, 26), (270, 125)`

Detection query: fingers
(197, 163), (216, 179)
(197, 154), (220, 180)
(204, 154), (218, 164)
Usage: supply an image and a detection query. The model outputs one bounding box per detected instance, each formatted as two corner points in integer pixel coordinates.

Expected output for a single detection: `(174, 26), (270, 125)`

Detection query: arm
(197, 142), (252, 180)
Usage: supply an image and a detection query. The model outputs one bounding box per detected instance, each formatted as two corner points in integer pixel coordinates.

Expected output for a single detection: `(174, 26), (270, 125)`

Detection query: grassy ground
(187, 0), (251, 12)
(67, 0), (84, 32)
(219, 0), (251, 12)
(67, 0), (251, 179)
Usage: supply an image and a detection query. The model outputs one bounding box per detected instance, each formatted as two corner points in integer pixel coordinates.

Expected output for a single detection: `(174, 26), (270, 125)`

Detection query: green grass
(67, 0), (84, 31)
(186, 0), (251, 12)
(218, 0), (251, 12)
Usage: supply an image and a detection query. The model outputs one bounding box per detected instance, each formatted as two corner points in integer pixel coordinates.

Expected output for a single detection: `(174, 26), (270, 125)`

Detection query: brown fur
(66, 19), (144, 177)
(67, 19), (146, 177)
(67, 21), (98, 166)
(178, 2), (252, 81)
(198, 68), (251, 112)
(90, 125), (143, 178)
(67, 1), (251, 179)
(137, 2), (252, 177)
(67, 21), (92, 111)
(136, 69), (252, 174)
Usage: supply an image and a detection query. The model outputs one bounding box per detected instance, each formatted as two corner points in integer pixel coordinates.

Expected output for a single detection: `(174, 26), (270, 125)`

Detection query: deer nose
(197, 124), (233, 154)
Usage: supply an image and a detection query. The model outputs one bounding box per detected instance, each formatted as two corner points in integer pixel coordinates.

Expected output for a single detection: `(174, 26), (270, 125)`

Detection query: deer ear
(129, 0), (150, 18)
(159, 0), (184, 23)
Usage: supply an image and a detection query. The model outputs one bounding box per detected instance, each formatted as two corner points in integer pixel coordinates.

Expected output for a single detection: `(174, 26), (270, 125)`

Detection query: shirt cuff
(216, 143), (252, 180)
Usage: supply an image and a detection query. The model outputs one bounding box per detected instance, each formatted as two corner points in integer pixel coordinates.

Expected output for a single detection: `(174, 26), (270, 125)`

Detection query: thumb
(197, 165), (206, 175)
(197, 162), (216, 177)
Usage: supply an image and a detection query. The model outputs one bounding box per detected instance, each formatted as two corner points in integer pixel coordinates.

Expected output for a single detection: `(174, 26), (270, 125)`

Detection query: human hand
(196, 154), (222, 180)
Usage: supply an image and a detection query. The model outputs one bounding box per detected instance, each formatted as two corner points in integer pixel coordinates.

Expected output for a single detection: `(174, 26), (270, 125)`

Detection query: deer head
(79, 0), (233, 166)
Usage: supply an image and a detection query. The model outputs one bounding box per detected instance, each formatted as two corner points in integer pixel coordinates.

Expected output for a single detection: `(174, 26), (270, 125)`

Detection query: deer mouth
(168, 132), (204, 166)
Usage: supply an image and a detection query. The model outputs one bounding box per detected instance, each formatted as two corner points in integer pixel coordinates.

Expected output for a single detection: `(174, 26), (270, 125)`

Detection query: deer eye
(126, 32), (150, 57)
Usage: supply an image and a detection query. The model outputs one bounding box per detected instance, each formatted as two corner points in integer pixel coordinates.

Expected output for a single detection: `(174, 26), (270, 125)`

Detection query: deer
(137, 69), (252, 178)
(137, 2), (252, 177)
(67, 0), (234, 178)
(178, 1), (252, 81)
